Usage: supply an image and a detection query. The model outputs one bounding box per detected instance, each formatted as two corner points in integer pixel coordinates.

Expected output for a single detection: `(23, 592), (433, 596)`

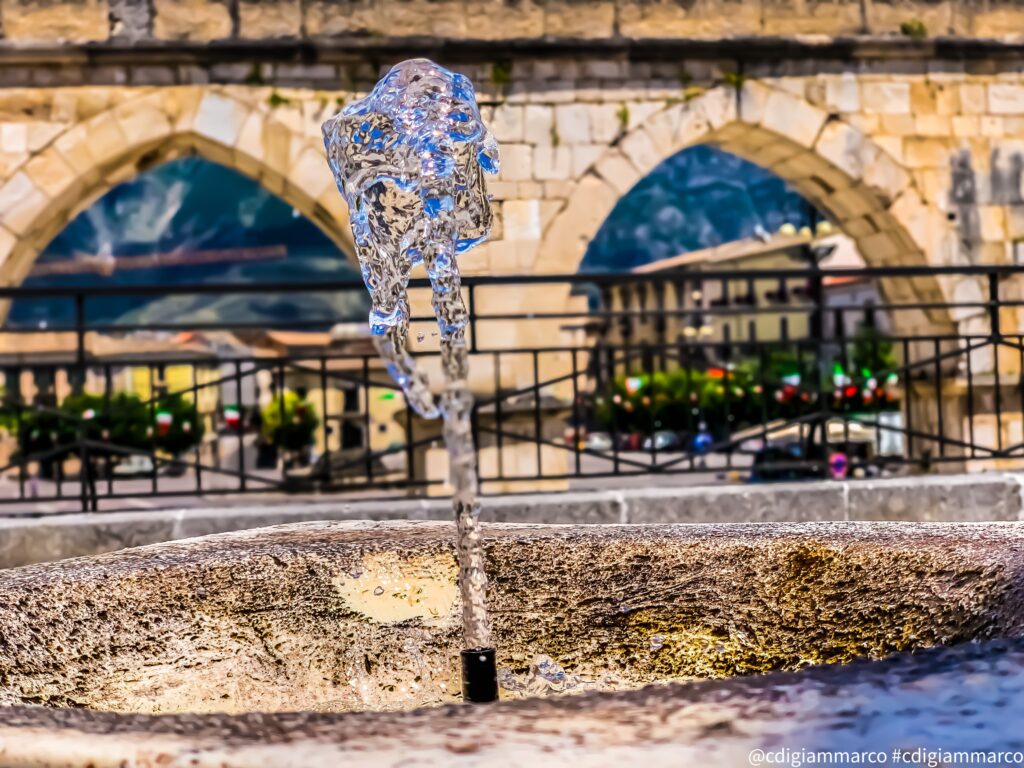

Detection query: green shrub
(900, 19), (928, 39)
(595, 333), (900, 438)
(18, 391), (203, 458)
(261, 391), (319, 452)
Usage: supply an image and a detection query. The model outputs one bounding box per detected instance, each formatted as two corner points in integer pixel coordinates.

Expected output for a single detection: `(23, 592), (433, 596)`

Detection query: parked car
(736, 418), (878, 452)
(159, 460), (187, 477)
(586, 432), (614, 452)
(621, 432), (644, 451)
(749, 441), (828, 482)
(113, 454), (155, 478)
(642, 431), (682, 451)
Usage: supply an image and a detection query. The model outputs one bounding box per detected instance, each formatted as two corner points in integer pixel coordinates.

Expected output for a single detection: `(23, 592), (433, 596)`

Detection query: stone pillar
(907, 380), (967, 475)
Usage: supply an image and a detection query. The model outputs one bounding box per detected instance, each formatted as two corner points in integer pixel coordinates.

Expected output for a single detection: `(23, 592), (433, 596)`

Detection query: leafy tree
(0, 389), (17, 435)
(261, 390), (319, 452)
(152, 393), (205, 456)
(596, 365), (765, 438)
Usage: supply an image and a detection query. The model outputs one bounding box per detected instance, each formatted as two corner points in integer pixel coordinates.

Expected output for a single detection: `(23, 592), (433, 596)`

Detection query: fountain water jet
(322, 59), (500, 701)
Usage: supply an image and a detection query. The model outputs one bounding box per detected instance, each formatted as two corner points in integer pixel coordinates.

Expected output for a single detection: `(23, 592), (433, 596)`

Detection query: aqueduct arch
(0, 87), (354, 289)
(0, 0), (1016, 332)
(538, 83), (959, 330)
(0, 74), (1012, 340)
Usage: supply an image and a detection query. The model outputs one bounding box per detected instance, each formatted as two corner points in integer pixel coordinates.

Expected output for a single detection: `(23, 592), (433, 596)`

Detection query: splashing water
(323, 59), (499, 651)
(497, 655), (624, 698)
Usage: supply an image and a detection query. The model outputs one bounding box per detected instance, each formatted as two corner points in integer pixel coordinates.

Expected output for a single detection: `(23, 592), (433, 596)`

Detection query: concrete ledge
(2, 473), (1023, 568)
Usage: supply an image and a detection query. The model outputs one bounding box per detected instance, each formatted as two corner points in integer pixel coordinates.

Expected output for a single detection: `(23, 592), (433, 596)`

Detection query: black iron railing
(0, 264), (1021, 514)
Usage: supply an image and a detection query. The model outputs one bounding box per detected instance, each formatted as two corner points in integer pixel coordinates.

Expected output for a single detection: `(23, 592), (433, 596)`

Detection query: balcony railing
(0, 263), (1020, 514)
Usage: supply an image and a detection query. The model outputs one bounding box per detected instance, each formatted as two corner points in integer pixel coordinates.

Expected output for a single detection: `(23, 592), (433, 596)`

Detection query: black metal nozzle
(461, 647), (498, 703)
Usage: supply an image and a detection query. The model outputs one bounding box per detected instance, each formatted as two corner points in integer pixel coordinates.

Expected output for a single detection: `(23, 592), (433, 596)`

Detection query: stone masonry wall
(2, 0), (1024, 44)
(2, 59), (1023, 337)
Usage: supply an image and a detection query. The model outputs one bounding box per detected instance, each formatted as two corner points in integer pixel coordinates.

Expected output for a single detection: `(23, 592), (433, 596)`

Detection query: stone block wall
(3, 473), (1023, 568)
(0, 3), (1018, 342)
(2, 0), (1024, 44)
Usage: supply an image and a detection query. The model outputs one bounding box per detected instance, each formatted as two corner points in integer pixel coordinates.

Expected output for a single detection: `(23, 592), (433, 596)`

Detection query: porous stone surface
(3, 638), (1023, 767)
(2, 520), (1024, 717)
(1, 0), (109, 42)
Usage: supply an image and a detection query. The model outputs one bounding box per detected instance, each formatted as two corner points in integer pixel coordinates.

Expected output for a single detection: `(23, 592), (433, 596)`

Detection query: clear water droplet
(373, 586), (385, 596)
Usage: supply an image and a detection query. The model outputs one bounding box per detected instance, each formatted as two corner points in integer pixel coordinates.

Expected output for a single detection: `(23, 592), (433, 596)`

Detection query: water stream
(322, 59), (500, 653)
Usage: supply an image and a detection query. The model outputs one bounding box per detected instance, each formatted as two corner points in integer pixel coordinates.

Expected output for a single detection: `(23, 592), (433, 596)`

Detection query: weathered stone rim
(3, 519), (1024, 715)
(0, 637), (1021, 766)
(0, 635), (1017, 740)
(2, 519), (1024, 765)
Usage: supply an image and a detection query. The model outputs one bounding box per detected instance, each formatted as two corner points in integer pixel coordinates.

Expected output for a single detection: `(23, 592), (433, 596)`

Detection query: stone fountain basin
(1, 520), (1024, 766)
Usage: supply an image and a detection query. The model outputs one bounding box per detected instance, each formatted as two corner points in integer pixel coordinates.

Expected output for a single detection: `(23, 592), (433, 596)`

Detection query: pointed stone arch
(0, 86), (353, 289)
(538, 83), (960, 331)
